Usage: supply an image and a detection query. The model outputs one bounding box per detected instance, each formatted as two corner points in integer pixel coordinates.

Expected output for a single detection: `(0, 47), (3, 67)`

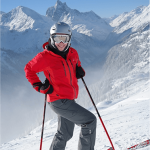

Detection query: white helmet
(50, 22), (72, 51)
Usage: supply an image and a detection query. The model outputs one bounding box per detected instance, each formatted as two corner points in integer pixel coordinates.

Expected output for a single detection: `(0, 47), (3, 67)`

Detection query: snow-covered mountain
(46, 0), (112, 40)
(84, 4), (150, 106)
(101, 4), (150, 52)
(0, 1), (114, 86)
(79, 25), (150, 108)
(1, 1), (149, 146)
(110, 5), (150, 33)
(0, 4), (112, 72)
(0, 6), (55, 83)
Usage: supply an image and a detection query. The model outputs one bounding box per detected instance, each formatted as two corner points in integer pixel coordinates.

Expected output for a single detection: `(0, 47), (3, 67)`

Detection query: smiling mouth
(58, 44), (66, 49)
(59, 45), (65, 48)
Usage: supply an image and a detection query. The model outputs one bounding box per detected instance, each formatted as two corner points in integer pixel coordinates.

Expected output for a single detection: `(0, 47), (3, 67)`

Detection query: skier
(24, 22), (97, 150)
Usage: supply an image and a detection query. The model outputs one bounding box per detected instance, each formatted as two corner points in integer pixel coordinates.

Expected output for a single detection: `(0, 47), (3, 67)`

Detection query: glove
(76, 65), (85, 79)
(32, 78), (53, 94)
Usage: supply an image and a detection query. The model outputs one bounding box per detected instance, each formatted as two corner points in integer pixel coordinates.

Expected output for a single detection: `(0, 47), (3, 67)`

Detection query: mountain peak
(54, 0), (69, 10)
(0, 6), (49, 32)
(132, 5), (146, 14)
(46, 0), (112, 39)
(46, 0), (102, 22)
(55, 0), (67, 8)
(46, 0), (70, 21)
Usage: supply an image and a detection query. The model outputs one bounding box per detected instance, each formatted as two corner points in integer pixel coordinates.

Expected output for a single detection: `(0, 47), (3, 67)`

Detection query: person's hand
(33, 78), (53, 94)
(76, 65), (85, 79)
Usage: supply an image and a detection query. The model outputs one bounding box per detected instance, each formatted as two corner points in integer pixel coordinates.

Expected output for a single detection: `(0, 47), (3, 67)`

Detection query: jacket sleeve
(24, 52), (47, 86)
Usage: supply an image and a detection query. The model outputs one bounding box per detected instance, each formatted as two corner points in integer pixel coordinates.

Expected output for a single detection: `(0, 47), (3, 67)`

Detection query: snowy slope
(103, 30), (149, 81)
(46, 0), (112, 40)
(1, 78), (149, 150)
(81, 28), (150, 108)
(110, 5), (150, 33)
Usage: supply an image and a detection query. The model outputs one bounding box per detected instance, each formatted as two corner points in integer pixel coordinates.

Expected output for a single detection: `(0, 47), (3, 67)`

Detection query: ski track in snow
(1, 83), (150, 150)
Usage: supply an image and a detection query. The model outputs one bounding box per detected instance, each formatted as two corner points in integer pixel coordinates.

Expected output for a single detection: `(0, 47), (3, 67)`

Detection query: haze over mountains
(1, 0), (149, 144)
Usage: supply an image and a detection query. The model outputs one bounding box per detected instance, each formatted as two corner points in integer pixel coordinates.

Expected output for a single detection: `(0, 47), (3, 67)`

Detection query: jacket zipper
(69, 59), (74, 71)
(65, 60), (76, 99)
(61, 61), (66, 76)
(47, 70), (52, 83)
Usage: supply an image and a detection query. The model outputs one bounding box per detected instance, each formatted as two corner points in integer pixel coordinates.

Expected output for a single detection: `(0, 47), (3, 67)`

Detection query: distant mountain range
(0, 0), (119, 86)
(46, 0), (112, 40)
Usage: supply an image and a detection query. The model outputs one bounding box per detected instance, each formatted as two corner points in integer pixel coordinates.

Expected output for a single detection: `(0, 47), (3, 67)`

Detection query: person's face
(55, 42), (68, 51)
(54, 33), (68, 51)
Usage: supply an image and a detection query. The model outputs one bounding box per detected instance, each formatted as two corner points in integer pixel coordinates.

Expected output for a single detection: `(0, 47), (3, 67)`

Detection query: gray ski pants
(48, 99), (97, 150)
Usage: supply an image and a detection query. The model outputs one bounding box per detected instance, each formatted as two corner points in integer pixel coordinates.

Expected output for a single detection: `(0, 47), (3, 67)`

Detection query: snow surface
(1, 78), (149, 150)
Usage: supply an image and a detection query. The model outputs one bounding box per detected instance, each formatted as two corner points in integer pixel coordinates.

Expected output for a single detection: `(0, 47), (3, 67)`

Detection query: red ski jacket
(24, 42), (83, 102)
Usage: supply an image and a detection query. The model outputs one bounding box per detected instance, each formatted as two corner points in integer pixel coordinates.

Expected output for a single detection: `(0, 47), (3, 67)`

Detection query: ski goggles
(52, 34), (70, 43)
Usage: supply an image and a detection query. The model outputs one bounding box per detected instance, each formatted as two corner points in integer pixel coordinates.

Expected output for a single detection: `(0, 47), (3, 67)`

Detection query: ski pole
(39, 94), (47, 150)
(81, 78), (115, 150)
(127, 139), (150, 150)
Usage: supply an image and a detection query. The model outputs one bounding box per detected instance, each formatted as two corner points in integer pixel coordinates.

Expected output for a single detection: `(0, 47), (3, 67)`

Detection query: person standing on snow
(24, 22), (97, 150)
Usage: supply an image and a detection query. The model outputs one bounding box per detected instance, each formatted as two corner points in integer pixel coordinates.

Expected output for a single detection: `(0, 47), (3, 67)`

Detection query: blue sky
(0, 0), (149, 18)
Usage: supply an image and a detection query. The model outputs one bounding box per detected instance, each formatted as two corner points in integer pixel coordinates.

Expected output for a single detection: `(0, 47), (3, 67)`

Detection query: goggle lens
(52, 35), (70, 43)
